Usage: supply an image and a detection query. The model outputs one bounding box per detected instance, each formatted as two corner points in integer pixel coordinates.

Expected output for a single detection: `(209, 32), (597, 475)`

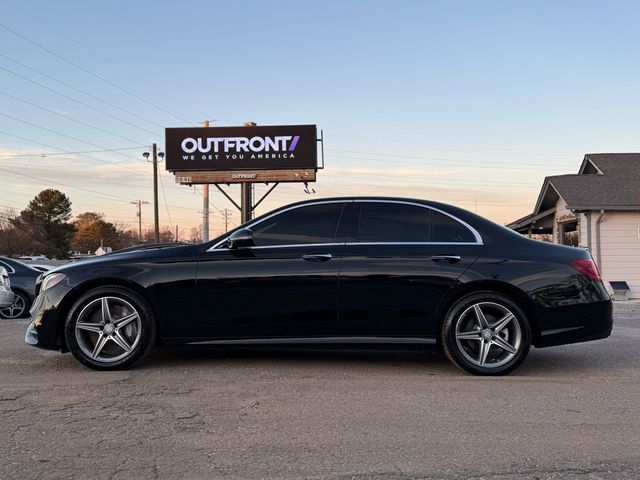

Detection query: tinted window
(430, 210), (475, 243)
(251, 203), (345, 246)
(358, 203), (428, 242)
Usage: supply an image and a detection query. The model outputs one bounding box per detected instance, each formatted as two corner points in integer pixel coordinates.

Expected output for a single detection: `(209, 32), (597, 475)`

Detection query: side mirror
(227, 228), (255, 249)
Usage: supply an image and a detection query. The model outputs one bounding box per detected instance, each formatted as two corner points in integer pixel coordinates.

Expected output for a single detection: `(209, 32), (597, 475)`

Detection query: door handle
(302, 253), (332, 262)
(431, 255), (461, 264)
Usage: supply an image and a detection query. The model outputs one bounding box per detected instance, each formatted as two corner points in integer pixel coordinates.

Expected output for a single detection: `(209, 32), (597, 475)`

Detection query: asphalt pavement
(1, 302), (639, 479)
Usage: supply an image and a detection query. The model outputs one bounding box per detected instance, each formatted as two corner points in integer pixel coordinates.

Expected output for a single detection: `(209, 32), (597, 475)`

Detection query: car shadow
(145, 344), (455, 371)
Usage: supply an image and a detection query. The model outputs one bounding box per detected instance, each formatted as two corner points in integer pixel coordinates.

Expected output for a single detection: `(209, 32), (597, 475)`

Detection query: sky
(1, 0), (639, 240)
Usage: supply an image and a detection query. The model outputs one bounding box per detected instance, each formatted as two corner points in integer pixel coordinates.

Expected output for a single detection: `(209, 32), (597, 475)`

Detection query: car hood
(52, 244), (200, 274)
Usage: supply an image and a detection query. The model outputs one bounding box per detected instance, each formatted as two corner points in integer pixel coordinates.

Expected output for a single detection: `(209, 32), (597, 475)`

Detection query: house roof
(509, 153), (640, 230)
(534, 153), (640, 213)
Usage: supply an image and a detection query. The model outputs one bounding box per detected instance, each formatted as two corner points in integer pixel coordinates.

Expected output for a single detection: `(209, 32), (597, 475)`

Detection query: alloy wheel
(454, 301), (522, 369)
(74, 296), (142, 363)
(0, 293), (26, 319)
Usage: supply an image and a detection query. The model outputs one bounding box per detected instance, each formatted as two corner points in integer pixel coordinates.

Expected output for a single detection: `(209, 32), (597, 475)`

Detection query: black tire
(440, 292), (531, 376)
(64, 286), (156, 370)
(0, 290), (31, 319)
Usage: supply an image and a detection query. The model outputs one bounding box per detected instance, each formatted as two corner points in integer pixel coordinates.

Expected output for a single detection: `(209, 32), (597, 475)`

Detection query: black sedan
(0, 257), (41, 319)
(25, 197), (612, 375)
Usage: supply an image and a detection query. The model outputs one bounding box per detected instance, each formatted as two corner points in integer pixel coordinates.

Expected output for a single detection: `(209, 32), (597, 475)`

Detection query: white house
(508, 153), (640, 298)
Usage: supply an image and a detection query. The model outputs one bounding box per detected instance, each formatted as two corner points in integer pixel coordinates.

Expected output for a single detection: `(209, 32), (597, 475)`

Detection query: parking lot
(0, 303), (638, 480)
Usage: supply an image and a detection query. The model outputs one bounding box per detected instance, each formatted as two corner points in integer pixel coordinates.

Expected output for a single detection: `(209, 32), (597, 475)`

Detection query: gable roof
(533, 153), (640, 213)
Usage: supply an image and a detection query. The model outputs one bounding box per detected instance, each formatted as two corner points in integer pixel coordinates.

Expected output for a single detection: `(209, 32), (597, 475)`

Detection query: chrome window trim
(206, 198), (484, 252)
(353, 199), (483, 244)
(207, 200), (350, 251)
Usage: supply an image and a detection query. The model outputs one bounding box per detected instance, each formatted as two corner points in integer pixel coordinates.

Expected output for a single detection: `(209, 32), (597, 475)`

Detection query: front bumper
(24, 287), (68, 351)
(0, 289), (14, 308)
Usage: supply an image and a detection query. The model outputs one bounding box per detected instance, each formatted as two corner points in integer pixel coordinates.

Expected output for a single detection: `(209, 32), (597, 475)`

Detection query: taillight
(571, 259), (602, 282)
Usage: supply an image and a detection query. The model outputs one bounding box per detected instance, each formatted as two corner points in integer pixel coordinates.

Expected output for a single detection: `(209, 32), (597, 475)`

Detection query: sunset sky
(1, 0), (639, 240)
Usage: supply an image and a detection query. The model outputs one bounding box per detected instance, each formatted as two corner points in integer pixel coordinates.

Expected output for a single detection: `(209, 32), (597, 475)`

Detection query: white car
(0, 266), (14, 309)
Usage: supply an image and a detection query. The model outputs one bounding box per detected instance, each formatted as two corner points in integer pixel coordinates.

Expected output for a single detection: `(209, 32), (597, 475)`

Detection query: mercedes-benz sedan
(25, 197), (612, 375)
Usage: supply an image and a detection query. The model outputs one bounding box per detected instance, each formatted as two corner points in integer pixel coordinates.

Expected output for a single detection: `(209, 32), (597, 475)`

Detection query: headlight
(41, 273), (66, 292)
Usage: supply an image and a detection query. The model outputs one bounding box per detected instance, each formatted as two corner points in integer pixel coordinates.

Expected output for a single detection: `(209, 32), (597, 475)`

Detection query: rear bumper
(534, 299), (613, 348)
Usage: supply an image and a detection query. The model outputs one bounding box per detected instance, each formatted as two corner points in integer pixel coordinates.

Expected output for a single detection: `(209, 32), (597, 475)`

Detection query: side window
(357, 203), (428, 242)
(430, 210), (476, 243)
(251, 203), (345, 247)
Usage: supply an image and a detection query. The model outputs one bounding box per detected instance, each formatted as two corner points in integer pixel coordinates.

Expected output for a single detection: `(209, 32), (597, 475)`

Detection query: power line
(328, 133), (581, 157)
(0, 0), (210, 120)
(0, 112), (148, 171)
(0, 63), (161, 138)
(0, 145), (145, 158)
(0, 53), (168, 129)
(0, 22), (194, 124)
(326, 149), (573, 169)
(327, 153), (570, 172)
(158, 170), (173, 230)
(0, 129), (151, 177)
(0, 90), (149, 145)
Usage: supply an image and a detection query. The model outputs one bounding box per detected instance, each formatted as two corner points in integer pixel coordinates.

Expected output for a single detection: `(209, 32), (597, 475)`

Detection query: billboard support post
(200, 120), (211, 242)
(240, 121), (256, 224)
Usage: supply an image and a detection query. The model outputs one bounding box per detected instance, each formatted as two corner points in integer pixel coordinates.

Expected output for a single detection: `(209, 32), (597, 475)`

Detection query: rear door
(337, 200), (483, 338)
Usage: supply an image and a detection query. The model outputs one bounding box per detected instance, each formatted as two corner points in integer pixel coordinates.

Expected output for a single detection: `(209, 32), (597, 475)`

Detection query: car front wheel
(64, 286), (156, 370)
(440, 292), (531, 375)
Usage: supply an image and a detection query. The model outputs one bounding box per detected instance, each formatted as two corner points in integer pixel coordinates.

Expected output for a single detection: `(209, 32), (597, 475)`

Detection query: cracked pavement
(1, 302), (639, 479)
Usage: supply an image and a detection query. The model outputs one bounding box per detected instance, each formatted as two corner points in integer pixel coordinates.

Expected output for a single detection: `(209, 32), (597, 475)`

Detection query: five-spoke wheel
(65, 287), (156, 370)
(0, 290), (30, 319)
(441, 292), (531, 375)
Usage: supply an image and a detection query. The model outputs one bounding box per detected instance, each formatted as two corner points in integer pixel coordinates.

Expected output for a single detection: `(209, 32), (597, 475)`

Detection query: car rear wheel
(440, 292), (531, 375)
(0, 290), (30, 319)
(64, 286), (156, 370)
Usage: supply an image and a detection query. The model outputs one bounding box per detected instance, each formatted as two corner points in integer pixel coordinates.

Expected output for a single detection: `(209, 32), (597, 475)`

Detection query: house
(95, 246), (112, 256)
(507, 153), (640, 298)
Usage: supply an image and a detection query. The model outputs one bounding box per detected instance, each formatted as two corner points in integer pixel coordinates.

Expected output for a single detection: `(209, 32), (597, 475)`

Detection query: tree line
(0, 189), (183, 259)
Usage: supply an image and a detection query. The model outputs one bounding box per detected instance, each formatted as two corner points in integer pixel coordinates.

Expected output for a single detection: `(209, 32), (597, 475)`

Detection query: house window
(559, 220), (579, 246)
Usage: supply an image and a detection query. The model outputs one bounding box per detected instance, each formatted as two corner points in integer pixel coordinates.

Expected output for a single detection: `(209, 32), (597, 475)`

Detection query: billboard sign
(165, 124), (318, 173)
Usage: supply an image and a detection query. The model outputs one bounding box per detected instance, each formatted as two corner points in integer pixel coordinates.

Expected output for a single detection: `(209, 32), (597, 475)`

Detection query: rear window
(354, 202), (476, 243)
(430, 210), (476, 243)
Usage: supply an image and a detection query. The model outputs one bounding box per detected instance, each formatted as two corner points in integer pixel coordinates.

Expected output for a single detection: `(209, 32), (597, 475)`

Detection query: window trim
(0, 261), (15, 274)
(206, 199), (483, 252)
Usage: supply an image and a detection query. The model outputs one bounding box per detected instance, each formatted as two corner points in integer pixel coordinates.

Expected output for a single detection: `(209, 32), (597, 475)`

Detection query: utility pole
(143, 145), (164, 244)
(175, 225), (179, 243)
(200, 120), (211, 242)
(131, 200), (149, 242)
(223, 208), (231, 232)
(241, 121), (256, 223)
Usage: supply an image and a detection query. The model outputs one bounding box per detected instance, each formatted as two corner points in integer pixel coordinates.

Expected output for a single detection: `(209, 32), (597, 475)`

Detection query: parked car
(25, 197), (612, 374)
(18, 255), (50, 262)
(0, 257), (42, 319)
(0, 266), (14, 310)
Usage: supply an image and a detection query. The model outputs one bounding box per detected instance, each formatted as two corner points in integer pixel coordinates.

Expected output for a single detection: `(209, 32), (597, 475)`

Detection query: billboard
(165, 124), (318, 173)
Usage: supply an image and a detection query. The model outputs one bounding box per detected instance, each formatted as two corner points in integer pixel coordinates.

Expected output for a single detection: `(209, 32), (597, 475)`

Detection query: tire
(440, 292), (531, 376)
(0, 290), (31, 319)
(64, 286), (156, 370)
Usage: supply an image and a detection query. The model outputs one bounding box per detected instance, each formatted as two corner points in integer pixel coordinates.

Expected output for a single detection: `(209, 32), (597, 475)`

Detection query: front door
(187, 201), (349, 340)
